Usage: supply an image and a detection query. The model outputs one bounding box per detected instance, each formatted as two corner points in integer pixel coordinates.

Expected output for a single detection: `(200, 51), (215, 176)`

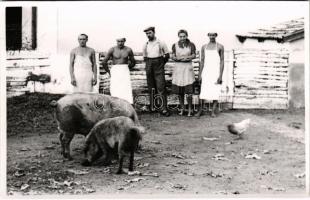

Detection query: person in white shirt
(143, 26), (170, 116)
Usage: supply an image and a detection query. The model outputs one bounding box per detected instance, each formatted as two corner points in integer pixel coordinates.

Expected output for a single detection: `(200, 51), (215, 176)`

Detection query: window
(6, 7), (37, 51)
(6, 7), (22, 50)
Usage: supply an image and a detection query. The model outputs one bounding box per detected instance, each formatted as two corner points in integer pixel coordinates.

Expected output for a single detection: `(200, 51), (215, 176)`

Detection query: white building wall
(288, 38), (305, 108)
(289, 39), (305, 63)
(234, 37), (305, 108)
(36, 7), (74, 94)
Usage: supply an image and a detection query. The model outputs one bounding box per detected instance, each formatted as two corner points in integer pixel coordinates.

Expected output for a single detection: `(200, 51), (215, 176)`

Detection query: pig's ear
(135, 126), (147, 136)
(128, 127), (143, 141)
(85, 132), (92, 142)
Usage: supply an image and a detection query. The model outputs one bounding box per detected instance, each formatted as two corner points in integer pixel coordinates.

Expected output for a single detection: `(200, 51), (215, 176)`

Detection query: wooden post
(21, 7), (34, 50)
(232, 49), (235, 109)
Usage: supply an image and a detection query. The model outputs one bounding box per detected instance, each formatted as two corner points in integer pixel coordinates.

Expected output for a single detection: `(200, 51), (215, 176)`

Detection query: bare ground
(6, 93), (306, 196)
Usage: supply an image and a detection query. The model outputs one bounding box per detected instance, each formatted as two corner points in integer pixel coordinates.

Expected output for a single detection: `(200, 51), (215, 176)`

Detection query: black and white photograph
(0, 0), (309, 197)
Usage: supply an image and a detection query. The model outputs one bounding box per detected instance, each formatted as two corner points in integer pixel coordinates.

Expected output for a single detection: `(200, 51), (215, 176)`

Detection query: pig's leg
(96, 138), (112, 166)
(116, 152), (125, 174)
(128, 150), (135, 172)
(58, 131), (65, 156)
(61, 131), (75, 160)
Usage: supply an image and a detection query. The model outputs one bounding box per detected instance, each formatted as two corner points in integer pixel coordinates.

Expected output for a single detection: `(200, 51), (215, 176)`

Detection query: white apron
(200, 43), (221, 100)
(110, 64), (133, 104)
(73, 55), (93, 93)
(172, 43), (195, 87)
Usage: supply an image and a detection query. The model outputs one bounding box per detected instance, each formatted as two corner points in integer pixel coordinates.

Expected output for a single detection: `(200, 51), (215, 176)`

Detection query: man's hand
(217, 77), (222, 84)
(197, 74), (202, 82)
(92, 77), (97, 86)
(128, 61), (135, 70)
(71, 78), (76, 86)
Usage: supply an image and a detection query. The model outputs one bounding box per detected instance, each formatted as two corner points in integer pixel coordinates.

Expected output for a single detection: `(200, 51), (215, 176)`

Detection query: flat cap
(143, 26), (155, 32)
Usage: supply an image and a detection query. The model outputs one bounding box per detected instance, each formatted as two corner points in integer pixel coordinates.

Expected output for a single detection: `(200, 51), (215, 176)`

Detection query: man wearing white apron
(70, 34), (97, 93)
(102, 38), (136, 104)
(195, 32), (224, 117)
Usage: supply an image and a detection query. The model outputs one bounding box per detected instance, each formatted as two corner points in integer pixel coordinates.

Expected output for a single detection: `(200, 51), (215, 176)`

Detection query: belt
(145, 56), (163, 60)
(175, 61), (192, 63)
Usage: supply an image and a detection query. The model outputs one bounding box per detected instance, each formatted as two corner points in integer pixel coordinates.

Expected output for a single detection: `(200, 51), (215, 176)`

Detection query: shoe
(194, 110), (202, 117)
(210, 112), (216, 118)
(160, 110), (170, 117)
(178, 109), (184, 116)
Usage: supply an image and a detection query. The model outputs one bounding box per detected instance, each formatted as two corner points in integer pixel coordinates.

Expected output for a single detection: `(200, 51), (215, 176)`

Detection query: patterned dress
(171, 41), (196, 94)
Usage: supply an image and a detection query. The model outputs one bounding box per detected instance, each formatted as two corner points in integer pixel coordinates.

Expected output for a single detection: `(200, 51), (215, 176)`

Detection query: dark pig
(81, 116), (145, 174)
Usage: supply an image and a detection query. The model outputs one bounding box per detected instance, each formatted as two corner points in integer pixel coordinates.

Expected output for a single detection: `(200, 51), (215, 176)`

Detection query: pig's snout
(81, 159), (91, 166)
(50, 100), (58, 107)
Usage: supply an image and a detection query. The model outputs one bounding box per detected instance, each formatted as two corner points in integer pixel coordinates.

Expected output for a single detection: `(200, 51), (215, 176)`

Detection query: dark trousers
(145, 57), (168, 111)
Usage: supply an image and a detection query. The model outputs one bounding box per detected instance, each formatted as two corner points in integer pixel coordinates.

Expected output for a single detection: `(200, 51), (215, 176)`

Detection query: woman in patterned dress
(171, 29), (196, 116)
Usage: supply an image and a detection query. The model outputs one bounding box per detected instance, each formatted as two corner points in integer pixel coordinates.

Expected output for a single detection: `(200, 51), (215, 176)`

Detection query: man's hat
(143, 26), (155, 32)
(208, 32), (218, 36)
(116, 38), (126, 42)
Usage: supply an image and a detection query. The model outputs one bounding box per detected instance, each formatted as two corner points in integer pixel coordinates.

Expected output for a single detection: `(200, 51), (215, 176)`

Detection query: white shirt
(143, 38), (169, 58)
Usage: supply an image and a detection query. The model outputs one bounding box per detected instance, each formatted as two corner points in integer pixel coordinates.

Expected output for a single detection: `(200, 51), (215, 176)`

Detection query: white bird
(227, 119), (251, 139)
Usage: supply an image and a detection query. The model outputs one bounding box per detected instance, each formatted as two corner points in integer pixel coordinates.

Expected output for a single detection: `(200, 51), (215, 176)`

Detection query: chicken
(227, 119), (251, 139)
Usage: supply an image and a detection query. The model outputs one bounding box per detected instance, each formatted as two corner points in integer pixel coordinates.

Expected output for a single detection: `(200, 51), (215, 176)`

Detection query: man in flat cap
(196, 32), (224, 117)
(70, 33), (97, 93)
(143, 26), (170, 116)
(102, 37), (136, 104)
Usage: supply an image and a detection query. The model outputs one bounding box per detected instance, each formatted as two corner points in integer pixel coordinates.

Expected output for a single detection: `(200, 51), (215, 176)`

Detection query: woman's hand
(217, 77), (222, 84)
(71, 77), (76, 86)
(92, 77), (97, 86)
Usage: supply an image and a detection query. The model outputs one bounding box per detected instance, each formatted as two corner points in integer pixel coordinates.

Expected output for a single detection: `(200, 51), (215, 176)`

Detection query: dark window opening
(6, 7), (22, 50)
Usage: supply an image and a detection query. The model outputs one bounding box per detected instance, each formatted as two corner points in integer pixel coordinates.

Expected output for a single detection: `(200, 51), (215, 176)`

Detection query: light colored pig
(50, 93), (140, 160)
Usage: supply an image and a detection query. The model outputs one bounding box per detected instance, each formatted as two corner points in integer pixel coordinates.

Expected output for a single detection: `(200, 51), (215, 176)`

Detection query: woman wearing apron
(195, 32), (224, 117)
(171, 29), (196, 116)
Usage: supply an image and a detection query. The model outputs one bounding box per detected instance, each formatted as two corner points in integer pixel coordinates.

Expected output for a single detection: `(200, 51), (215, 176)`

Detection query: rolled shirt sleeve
(160, 40), (169, 55)
(142, 43), (147, 58)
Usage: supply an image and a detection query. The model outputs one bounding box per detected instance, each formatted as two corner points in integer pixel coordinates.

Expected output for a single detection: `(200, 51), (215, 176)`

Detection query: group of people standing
(69, 27), (224, 118)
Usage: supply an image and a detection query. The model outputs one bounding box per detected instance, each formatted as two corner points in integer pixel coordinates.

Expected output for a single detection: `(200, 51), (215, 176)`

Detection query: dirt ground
(6, 93), (306, 196)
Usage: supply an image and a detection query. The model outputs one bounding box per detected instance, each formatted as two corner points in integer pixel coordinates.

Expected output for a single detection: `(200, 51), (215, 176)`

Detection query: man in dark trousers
(143, 26), (170, 116)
